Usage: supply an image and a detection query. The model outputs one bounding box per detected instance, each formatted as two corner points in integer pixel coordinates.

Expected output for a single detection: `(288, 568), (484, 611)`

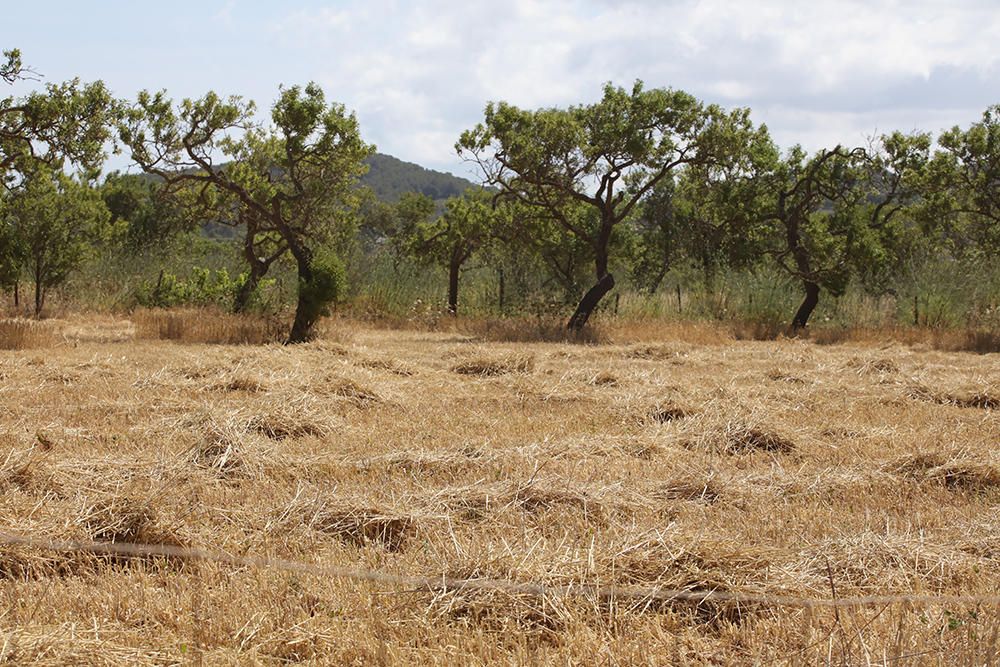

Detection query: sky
(4, 0), (999, 180)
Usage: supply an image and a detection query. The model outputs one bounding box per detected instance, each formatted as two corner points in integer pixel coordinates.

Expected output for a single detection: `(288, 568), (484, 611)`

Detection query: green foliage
(459, 80), (763, 329)
(101, 172), (190, 249)
(134, 267), (268, 309)
(297, 248), (346, 323)
(3, 166), (110, 314)
(1, 49), (116, 187)
(926, 105), (1000, 254)
(120, 81), (374, 340)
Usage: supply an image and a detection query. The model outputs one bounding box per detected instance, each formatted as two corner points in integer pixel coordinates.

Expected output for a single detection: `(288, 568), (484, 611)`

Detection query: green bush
(297, 249), (347, 324)
(135, 267), (240, 308)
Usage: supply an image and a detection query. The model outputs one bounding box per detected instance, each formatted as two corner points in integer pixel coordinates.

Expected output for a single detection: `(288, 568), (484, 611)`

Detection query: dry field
(1, 314), (999, 665)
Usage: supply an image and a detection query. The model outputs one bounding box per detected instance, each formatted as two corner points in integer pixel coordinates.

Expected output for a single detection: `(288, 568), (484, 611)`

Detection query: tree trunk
(647, 263), (668, 295)
(497, 267), (505, 313)
(13, 281), (19, 308)
(287, 255), (315, 344)
(34, 283), (43, 318)
(567, 273), (615, 331)
(447, 248), (461, 316)
(232, 273), (260, 314)
(791, 281), (820, 330)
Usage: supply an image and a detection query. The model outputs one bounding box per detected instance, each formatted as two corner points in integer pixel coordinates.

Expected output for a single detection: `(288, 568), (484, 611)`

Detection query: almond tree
(406, 189), (501, 316)
(4, 166), (110, 316)
(458, 81), (760, 329)
(120, 83), (374, 342)
(724, 133), (931, 329)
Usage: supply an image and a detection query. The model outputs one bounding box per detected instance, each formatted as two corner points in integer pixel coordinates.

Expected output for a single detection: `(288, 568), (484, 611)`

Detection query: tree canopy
(119, 82), (374, 342)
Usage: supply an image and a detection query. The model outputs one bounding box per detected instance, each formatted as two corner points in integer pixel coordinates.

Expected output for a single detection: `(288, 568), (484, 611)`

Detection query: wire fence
(3, 530), (1000, 610)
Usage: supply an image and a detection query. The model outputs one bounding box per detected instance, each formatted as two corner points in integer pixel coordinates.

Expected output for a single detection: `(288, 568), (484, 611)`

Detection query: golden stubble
(0, 314), (999, 665)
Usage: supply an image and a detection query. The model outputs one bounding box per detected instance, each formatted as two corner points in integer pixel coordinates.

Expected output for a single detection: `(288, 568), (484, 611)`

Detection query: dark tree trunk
(647, 263), (668, 295)
(13, 281), (19, 308)
(791, 281), (820, 330)
(498, 267), (505, 312)
(447, 246), (461, 316)
(232, 273), (259, 314)
(34, 283), (43, 319)
(566, 232), (614, 330)
(287, 254), (315, 345)
(567, 273), (615, 331)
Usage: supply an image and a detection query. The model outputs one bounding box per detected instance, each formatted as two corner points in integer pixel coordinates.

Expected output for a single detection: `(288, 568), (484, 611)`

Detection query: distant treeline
(1, 47), (997, 343)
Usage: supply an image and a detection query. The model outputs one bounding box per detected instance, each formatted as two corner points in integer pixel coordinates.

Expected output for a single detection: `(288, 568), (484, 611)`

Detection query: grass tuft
(451, 354), (535, 377)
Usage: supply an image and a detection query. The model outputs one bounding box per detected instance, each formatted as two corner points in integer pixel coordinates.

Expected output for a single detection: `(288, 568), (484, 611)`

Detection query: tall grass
(133, 309), (287, 345)
(0, 318), (57, 350)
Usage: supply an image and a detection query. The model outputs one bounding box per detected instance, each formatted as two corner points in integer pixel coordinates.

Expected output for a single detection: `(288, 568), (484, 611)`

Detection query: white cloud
(267, 0), (1000, 174)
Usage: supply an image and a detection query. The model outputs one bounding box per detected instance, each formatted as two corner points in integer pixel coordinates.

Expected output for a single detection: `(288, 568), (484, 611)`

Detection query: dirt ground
(1, 316), (998, 665)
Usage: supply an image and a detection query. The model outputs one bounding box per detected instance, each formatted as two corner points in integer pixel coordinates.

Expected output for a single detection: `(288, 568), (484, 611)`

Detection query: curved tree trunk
(567, 273), (615, 331)
(566, 235), (615, 331)
(791, 281), (820, 330)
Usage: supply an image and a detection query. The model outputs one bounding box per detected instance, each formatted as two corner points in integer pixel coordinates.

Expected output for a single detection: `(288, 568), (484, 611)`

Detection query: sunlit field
(0, 313), (997, 665)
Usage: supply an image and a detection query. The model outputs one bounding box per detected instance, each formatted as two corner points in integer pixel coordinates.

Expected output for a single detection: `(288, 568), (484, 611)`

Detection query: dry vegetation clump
(684, 418), (798, 455)
(645, 402), (692, 424)
(286, 495), (415, 552)
(798, 533), (986, 593)
(451, 353), (535, 376)
(431, 479), (640, 526)
(133, 308), (286, 345)
(188, 427), (267, 480)
(354, 356), (414, 376)
(764, 368), (806, 383)
(0, 445), (47, 491)
(653, 476), (724, 504)
(323, 376), (381, 405)
(426, 573), (572, 641)
(208, 375), (267, 393)
(888, 451), (1000, 491)
(76, 495), (162, 544)
(607, 535), (776, 626)
(622, 343), (687, 360)
(0, 317), (57, 350)
(185, 412), (322, 480)
(359, 447), (491, 478)
(243, 404), (335, 441)
(588, 370), (619, 386)
(907, 382), (1000, 409)
(845, 355), (900, 375)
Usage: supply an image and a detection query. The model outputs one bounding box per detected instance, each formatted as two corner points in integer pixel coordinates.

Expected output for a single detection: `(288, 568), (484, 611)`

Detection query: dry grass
(0, 318), (57, 350)
(450, 352), (535, 376)
(2, 315), (1000, 664)
(133, 308), (286, 345)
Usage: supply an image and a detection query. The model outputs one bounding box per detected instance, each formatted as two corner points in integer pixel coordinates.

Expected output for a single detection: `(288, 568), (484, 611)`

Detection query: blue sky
(5, 0), (999, 179)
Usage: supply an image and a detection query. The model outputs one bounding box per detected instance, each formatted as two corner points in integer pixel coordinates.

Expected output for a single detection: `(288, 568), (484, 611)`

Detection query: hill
(361, 153), (477, 203)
